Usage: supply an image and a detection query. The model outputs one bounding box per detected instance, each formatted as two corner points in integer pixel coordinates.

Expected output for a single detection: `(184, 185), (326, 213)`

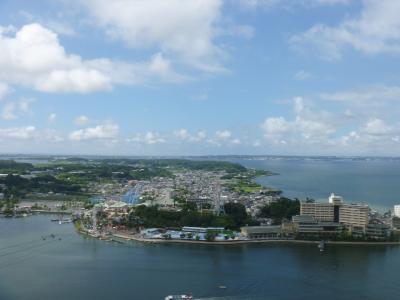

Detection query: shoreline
(110, 233), (400, 246)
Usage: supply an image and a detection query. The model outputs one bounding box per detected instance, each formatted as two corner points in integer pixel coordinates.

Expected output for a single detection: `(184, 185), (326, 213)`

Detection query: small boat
(165, 294), (193, 300)
(59, 219), (72, 224)
(318, 240), (325, 252)
(218, 285), (227, 289)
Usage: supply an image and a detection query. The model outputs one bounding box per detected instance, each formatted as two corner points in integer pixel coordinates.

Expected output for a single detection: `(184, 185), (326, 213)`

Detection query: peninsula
(1, 157), (399, 245)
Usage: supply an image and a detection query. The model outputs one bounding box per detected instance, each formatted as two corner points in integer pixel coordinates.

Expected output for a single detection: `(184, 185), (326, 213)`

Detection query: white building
(393, 204), (400, 218)
(394, 205), (400, 218)
(328, 193), (343, 205)
(339, 204), (369, 233)
(300, 202), (334, 222)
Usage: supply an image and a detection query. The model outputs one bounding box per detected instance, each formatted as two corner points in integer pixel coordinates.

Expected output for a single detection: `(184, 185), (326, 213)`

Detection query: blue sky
(0, 0), (399, 156)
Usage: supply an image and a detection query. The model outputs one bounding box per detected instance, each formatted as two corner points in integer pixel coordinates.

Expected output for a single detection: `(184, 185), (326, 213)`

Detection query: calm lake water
(1, 215), (400, 300)
(231, 157), (400, 212)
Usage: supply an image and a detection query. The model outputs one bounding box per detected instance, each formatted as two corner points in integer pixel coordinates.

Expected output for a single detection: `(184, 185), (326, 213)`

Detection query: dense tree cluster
(130, 202), (257, 230)
(0, 160), (33, 174)
(258, 197), (300, 224)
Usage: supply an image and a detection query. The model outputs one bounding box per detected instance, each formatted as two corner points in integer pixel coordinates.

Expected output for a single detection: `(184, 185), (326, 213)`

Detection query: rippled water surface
(1, 215), (400, 300)
(230, 157), (400, 211)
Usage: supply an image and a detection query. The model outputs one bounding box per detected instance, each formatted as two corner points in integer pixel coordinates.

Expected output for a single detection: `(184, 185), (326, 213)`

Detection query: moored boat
(165, 294), (193, 300)
(318, 240), (326, 252)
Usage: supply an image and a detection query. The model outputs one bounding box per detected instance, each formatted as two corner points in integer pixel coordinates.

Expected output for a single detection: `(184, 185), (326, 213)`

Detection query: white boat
(165, 295), (193, 300)
(58, 219), (72, 224)
(318, 240), (326, 252)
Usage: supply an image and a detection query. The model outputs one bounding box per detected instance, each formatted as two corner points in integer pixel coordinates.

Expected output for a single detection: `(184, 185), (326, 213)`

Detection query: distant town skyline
(0, 0), (399, 156)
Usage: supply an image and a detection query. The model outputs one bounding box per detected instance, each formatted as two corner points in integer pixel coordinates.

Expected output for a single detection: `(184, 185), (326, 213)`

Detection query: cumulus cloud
(215, 130), (232, 139)
(261, 117), (292, 137)
(41, 129), (64, 142)
(261, 97), (336, 145)
(74, 115), (89, 126)
(260, 94), (400, 155)
(0, 23), (190, 94)
(290, 0), (400, 60)
(18, 10), (77, 37)
(206, 130), (242, 146)
(231, 138), (241, 145)
(362, 118), (393, 136)
(128, 131), (166, 145)
(339, 118), (400, 154)
(79, 0), (227, 73)
(1, 100), (32, 120)
(0, 126), (36, 139)
(69, 122), (119, 141)
(0, 23), (113, 93)
(174, 129), (207, 142)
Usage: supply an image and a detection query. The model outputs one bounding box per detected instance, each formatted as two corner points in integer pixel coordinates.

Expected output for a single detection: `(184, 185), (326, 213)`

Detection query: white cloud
(362, 118), (392, 136)
(128, 131), (166, 145)
(239, 0), (352, 9)
(215, 130), (232, 139)
(0, 82), (9, 99)
(321, 85), (400, 105)
(18, 10), (77, 37)
(231, 138), (241, 145)
(338, 119), (400, 153)
(79, 0), (226, 73)
(259, 94), (400, 155)
(207, 130), (242, 146)
(48, 113), (57, 123)
(0, 23), (189, 94)
(261, 117), (291, 137)
(41, 129), (64, 142)
(290, 0), (400, 60)
(261, 97), (336, 145)
(174, 129), (207, 142)
(2, 103), (17, 120)
(174, 129), (190, 140)
(0, 23), (112, 93)
(69, 122), (119, 141)
(18, 100), (32, 114)
(0, 126), (36, 139)
(74, 115), (89, 126)
(146, 53), (189, 83)
(1, 100), (32, 120)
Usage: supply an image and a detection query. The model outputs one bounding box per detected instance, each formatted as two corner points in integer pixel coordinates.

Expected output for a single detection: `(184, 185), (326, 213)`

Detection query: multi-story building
(339, 204), (369, 234)
(292, 215), (341, 236)
(328, 193), (343, 205)
(300, 194), (370, 234)
(240, 225), (281, 239)
(391, 216), (400, 229)
(366, 219), (391, 239)
(300, 202), (334, 222)
(394, 205), (400, 218)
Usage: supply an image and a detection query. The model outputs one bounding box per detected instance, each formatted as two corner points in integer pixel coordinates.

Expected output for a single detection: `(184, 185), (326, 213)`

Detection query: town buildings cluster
(241, 193), (399, 241)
